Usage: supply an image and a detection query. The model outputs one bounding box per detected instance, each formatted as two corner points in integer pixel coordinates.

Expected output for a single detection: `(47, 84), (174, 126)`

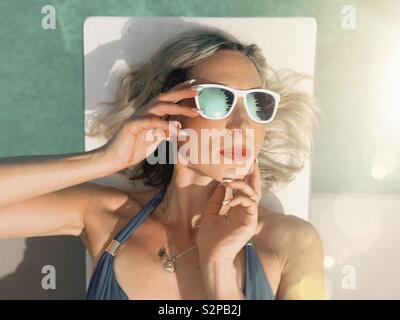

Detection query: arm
(0, 148), (117, 238)
(276, 216), (326, 300)
(0, 148), (113, 209)
(0, 84), (200, 240)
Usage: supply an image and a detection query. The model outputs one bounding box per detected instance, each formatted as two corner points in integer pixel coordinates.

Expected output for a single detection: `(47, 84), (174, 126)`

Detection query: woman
(0, 28), (325, 300)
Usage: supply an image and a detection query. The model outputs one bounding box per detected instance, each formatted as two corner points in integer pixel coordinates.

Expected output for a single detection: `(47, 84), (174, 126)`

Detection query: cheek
(181, 116), (205, 134)
(180, 108), (224, 131)
(252, 126), (267, 153)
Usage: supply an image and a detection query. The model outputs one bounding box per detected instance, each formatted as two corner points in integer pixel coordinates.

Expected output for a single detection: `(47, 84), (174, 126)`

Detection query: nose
(225, 97), (250, 129)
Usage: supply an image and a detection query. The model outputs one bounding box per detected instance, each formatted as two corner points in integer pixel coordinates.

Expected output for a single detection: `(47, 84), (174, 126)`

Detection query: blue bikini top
(86, 186), (275, 300)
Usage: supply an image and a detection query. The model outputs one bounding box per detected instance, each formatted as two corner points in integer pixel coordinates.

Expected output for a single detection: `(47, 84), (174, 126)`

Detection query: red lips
(220, 146), (252, 161)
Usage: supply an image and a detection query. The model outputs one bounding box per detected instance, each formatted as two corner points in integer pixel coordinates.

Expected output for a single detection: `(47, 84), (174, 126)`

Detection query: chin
(185, 158), (253, 182)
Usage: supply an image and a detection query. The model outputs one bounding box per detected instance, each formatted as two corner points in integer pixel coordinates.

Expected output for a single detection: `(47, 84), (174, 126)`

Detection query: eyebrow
(210, 81), (263, 90)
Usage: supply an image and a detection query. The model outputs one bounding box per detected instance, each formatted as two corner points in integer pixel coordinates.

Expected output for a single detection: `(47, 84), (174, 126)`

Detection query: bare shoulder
(255, 205), (322, 258)
(82, 183), (163, 261)
(82, 182), (163, 233)
(83, 183), (162, 219)
(256, 206), (326, 299)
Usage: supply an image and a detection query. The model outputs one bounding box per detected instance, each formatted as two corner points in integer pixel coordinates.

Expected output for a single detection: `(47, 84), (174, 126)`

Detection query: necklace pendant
(163, 260), (176, 273)
(158, 247), (176, 272)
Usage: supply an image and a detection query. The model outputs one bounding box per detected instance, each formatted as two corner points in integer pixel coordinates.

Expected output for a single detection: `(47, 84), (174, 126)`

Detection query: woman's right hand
(99, 80), (200, 171)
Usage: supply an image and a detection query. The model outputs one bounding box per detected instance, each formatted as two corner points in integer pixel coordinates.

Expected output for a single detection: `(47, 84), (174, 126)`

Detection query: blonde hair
(87, 27), (321, 193)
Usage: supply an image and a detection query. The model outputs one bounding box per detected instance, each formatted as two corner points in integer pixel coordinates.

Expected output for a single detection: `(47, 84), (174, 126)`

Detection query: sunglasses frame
(192, 83), (281, 124)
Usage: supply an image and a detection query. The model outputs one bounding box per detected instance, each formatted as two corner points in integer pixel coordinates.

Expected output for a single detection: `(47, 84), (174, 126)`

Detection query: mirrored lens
(197, 87), (234, 118)
(246, 91), (276, 122)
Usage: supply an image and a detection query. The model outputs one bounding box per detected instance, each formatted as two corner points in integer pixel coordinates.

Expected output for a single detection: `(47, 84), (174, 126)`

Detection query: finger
(158, 86), (198, 103)
(146, 102), (200, 118)
(223, 179), (258, 202)
(243, 159), (261, 202)
(249, 159), (262, 203)
(224, 195), (258, 216)
(205, 183), (226, 216)
(125, 116), (180, 138)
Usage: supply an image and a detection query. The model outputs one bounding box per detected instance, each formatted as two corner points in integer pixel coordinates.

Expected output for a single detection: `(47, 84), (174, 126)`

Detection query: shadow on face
(172, 50), (267, 182)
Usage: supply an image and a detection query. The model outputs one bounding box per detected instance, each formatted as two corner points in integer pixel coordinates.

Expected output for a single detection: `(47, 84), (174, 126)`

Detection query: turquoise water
(0, 0), (398, 192)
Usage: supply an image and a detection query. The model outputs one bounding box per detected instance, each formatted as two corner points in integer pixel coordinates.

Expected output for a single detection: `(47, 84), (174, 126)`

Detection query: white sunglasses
(192, 83), (280, 124)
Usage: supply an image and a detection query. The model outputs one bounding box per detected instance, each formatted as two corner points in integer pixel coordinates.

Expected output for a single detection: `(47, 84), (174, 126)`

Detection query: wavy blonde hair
(87, 27), (321, 193)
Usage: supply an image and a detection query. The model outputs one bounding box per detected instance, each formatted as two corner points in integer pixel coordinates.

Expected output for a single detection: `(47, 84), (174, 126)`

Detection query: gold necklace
(157, 187), (198, 272)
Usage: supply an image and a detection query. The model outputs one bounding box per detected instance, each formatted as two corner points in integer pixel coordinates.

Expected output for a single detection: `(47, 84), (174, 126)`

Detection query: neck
(155, 164), (230, 244)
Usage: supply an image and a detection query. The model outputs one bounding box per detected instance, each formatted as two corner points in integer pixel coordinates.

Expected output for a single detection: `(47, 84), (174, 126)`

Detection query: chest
(110, 227), (246, 300)
(86, 208), (281, 299)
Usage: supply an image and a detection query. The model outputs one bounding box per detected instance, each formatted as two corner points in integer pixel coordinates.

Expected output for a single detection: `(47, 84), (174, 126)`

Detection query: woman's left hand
(195, 159), (262, 264)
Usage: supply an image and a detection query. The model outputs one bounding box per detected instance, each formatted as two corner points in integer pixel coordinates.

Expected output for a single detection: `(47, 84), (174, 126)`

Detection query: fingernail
(191, 108), (201, 113)
(174, 121), (182, 129)
(184, 79), (196, 84)
(223, 178), (234, 183)
(255, 158), (259, 164)
(222, 200), (231, 205)
(191, 86), (202, 92)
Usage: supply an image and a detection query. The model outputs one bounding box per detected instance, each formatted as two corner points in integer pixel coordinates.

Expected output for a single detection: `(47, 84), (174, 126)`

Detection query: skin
(172, 51), (267, 182)
(0, 49), (326, 300)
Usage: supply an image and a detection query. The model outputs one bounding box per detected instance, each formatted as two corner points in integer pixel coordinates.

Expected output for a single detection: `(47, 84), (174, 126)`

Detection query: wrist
(199, 255), (235, 270)
(200, 259), (244, 300)
(200, 259), (237, 280)
(88, 147), (122, 176)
